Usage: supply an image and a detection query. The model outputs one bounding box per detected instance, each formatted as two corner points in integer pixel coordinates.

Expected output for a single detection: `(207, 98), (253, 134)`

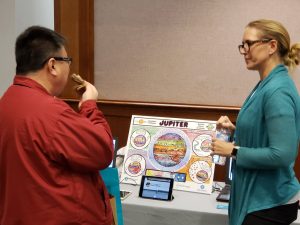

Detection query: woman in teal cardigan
(211, 19), (300, 225)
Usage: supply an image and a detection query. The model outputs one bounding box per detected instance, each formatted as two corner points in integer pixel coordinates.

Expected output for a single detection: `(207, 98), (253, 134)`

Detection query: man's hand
(79, 81), (99, 108)
(71, 74), (99, 108)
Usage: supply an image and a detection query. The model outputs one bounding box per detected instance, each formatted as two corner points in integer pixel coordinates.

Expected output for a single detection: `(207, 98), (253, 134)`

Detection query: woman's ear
(269, 39), (278, 55)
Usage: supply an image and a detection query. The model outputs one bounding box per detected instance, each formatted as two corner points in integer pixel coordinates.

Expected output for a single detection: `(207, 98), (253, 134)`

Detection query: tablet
(139, 175), (174, 201)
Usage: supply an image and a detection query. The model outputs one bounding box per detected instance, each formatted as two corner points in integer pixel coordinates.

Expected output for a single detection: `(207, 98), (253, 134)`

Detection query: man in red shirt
(0, 26), (114, 225)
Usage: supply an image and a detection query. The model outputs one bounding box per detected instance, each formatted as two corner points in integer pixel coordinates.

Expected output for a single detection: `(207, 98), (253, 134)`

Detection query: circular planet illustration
(130, 129), (151, 149)
(188, 160), (212, 184)
(124, 154), (146, 177)
(153, 133), (187, 167)
(192, 134), (212, 156)
(128, 161), (141, 175)
(196, 170), (209, 182)
(148, 128), (191, 171)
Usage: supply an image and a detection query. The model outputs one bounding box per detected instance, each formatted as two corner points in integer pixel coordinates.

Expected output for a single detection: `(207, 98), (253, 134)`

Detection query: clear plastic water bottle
(213, 128), (231, 165)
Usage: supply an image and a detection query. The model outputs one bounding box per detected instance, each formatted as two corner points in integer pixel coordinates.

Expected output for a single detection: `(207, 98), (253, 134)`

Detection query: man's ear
(269, 39), (278, 55)
(48, 58), (58, 76)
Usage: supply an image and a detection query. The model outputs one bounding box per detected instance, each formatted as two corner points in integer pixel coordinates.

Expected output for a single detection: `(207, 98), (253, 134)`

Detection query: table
(120, 183), (300, 225)
(120, 183), (228, 225)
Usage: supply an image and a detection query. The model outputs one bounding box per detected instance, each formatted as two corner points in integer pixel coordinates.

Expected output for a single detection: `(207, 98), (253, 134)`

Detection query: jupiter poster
(120, 115), (219, 194)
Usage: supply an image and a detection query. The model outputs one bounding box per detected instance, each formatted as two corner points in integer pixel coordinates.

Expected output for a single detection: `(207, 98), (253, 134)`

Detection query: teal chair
(100, 167), (123, 225)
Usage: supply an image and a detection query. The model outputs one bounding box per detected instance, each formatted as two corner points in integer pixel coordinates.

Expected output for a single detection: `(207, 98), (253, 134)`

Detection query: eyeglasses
(238, 39), (272, 54)
(53, 57), (72, 65)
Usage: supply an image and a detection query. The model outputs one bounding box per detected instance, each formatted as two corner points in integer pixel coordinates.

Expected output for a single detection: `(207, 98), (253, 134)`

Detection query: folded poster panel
(120, 115), (228, 194)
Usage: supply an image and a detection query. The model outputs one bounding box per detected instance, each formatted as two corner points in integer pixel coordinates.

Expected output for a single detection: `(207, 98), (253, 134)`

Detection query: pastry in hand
(71, 73), (86, 93)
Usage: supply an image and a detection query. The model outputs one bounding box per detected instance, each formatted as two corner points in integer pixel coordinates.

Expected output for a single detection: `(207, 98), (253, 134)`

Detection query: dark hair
(15, 26), (66, 74)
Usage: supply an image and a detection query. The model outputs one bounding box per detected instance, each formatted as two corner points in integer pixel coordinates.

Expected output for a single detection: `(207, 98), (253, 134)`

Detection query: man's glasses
(238, 39), (272, 54)
(43, 56), (73, 66)
(53, 57), (72, 65)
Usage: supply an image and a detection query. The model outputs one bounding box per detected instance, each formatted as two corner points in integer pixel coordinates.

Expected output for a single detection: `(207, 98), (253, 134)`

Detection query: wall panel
(54, 0), (94, 99)
(94, 0), (300, 106)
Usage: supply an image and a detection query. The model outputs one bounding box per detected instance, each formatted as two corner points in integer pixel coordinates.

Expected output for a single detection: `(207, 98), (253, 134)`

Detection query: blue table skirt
(100, 168), (123, 225)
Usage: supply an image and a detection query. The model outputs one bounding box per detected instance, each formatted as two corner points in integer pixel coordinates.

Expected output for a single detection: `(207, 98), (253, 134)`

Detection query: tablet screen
(139, 175), (174, 201)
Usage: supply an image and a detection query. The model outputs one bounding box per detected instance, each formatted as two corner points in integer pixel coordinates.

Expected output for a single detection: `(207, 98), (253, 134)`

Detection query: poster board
(120, 115), (219, 194)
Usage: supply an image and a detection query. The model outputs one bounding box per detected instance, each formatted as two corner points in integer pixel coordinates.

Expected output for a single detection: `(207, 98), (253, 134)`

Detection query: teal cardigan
(229, 64), (300, 225)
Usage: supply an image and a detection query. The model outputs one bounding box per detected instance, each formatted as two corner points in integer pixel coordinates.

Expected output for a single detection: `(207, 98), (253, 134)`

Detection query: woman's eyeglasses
(238, 39), (272, 54)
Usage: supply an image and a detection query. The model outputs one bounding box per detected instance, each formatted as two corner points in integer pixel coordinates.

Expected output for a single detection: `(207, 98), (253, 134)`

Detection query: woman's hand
(216, 116), (236, 132)
(211, 138), (235, 157)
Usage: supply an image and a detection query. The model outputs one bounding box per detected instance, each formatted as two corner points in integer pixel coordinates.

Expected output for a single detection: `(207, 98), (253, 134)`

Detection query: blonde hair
(247, 19), (300, 71)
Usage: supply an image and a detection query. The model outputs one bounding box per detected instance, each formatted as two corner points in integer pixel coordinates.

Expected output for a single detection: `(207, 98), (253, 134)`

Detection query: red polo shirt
(0, 76), (114, 225)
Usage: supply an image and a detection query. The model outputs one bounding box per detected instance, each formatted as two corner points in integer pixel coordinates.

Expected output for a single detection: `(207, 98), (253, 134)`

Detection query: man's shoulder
(49, 97), (75, 114)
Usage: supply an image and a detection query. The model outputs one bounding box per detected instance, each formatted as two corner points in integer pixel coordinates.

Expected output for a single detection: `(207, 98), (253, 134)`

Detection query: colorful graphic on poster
(148, 128), (191, 171)
(124, 154), (146, 177)
(121, 115), (222, 194)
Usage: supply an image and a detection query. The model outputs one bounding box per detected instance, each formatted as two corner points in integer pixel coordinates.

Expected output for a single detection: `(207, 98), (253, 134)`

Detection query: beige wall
(0, 0), (15, 96)
(94, 0), (300, 107)
(0, 0), (54, 96)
